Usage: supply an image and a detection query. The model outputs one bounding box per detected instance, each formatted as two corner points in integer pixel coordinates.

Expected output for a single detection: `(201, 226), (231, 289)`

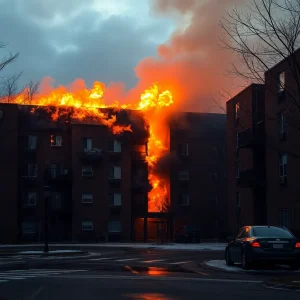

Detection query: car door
(233, 227), (250, 262)
(229, 227), (245, 261)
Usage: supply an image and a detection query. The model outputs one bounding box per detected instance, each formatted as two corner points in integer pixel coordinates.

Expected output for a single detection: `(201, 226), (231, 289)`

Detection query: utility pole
(44, 168), (50, 253)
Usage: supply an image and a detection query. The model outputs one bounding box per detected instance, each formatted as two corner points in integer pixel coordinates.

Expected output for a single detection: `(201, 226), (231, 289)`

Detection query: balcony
(79, 148), (103, 162)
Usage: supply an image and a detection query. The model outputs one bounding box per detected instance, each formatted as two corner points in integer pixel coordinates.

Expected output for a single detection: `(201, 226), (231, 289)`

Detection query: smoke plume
(133, 0), (243, 113)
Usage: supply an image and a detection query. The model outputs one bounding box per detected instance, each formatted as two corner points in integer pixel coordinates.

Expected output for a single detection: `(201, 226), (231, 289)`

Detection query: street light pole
(44, 185), (49, 253)
(44, 166), (50, 253)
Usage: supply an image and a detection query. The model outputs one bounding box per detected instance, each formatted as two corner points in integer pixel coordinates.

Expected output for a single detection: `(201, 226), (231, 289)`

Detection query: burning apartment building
(0, 82), (228, 243)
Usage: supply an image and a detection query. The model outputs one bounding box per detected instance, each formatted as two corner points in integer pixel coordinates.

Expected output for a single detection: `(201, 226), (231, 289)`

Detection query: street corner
(202, 260), (300, 274)
(264, 276), (300, 291)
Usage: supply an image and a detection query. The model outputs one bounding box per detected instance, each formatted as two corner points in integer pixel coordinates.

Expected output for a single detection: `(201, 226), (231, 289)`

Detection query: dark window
(82, 221), (93, 231)
(49, 163), (64, 178)
(109, 166), (121, 179)
(52, 192), (62, 210)
(82, 193), (93, 204)
(82, 166), (93, 177)
(235, 102), (240, 119)
(252, 226), (292, 238)
(277, 111), (287, 139)
(50, 135), (62, 147)
(279, 153), (287, 178)
(108, 221), (121, 233)
(178, 143), (189, 156)
(108, 140), (122, 153)
(83, 138), (93, 151)
(23, 164), (37, 177)
(109, 193), (122, 206)
(279, 209), (289, 227)
(25, 135), (37, 150)
(179, 194), (189, 206)
(23, 192), (37, 206)
(22, 222), (36, 235)
(178, 171), (189, 181)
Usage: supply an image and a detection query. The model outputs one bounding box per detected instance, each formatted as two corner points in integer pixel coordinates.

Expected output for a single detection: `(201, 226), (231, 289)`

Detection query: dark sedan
(225, 225), (300, 269)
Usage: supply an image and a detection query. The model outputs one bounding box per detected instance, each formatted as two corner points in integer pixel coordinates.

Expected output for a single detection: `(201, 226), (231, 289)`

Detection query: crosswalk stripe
(142, 259), (166, 263)
(0, 280), (8, 283)
(88, 257), (113, 261)
(169, 261), (192, 265)
(115, 258), (140, 262)
(0, 276), (24, 280)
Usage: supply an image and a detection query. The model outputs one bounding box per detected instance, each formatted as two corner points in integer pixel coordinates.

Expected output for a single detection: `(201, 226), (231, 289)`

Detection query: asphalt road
(0, 247), (299, 299)
(0, 272), (298, 300)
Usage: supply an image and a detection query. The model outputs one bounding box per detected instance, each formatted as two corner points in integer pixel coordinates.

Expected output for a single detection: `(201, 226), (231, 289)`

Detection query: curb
(264, 280), (300, 291)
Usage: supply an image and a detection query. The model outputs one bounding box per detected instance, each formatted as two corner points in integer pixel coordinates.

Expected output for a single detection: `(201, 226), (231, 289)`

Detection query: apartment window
(25, 135), (37, 150)
(50, 163), (63, 178)
(235, 161), (240, 179)
(279, 208), (288, 227)
(109, 166), (121, 179)
(82, 220), (93, 231)
(278, 71), (285, 93)
(179, 143), (189, 156)
(109, 193), (122, 206)
(83, 138), (93, 151)
(109, 140), (122, 153)
(179, 194), (190, 206)
(23, 164), (37, 177)
(277, 111), (287, 138)
(23, 192), (37, 206)
(82, 193), (93, 204)
(82, 166), (93, 177)
(235, 102), (240, 119)
(178, 171), (189, 181)
(50, 135), (62, 147)
(22, 221), (36, 235)
(108, 221), (121, 233)
(279, 153), (287, 179)
(52, 192), (62, 210)
(236, 192), (240, 208)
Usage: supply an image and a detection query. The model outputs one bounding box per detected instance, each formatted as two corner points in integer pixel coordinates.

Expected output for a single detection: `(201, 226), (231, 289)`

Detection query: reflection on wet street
(124, 293), (177, 300)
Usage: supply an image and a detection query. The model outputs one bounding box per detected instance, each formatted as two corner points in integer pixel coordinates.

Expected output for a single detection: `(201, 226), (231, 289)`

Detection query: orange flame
(1, 80), (173, 212)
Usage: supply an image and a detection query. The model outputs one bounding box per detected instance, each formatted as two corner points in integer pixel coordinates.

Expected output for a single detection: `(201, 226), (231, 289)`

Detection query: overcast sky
(0, 0), (175, 88)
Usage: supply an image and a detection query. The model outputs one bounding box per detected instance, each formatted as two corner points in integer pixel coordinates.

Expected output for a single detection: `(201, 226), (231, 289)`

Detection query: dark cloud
(0, 0), (172, 89)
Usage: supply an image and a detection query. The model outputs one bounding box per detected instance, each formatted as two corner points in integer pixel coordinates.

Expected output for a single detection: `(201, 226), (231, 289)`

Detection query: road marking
(28, 286), (44, 300)
(88, 257), (113, 261)
(52, 274), (263, 283)
(142, 259), (166, 263)
(0, 280), (8, 283)
(115, 258), (140, 262)
(124, 266), (139, 274)
(169, 261), (192, 265)
(0, 276), (24, 280)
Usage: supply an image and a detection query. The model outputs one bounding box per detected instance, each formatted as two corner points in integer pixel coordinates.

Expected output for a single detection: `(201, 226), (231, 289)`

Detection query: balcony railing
(79, 148), (103, 162)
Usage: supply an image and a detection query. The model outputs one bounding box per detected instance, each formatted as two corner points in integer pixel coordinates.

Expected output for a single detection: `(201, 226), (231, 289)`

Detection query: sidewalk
(0, 242), (226, 251)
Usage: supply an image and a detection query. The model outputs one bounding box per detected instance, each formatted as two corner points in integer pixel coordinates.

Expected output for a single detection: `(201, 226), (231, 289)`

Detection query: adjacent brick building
(227, 50), (300, 237)
(0, 103), (228, 243)
(170, 113), (228, 238)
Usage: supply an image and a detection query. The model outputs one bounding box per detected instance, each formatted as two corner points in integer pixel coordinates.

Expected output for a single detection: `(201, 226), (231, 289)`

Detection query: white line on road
(48, 274), (263, 283)
(142, 259), (166, 263)
(0, 276), (25, 280)
(169, 261), (192, 265)
(115, 258), (140, 262)
(28, 286), (45, 300)
(0, 280), (8, 283)
(88, 257), (113, 261)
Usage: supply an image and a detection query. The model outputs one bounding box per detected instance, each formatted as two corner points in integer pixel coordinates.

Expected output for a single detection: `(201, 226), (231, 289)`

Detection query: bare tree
(220, 0), (300, 125)
(0, 42), (19, 75)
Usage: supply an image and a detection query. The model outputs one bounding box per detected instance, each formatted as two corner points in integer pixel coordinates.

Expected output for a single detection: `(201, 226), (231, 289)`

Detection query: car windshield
(252, 227), (293, 238)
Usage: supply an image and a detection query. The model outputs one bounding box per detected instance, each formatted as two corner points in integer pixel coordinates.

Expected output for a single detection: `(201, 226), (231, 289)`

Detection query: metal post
(44, 185), (49, 253)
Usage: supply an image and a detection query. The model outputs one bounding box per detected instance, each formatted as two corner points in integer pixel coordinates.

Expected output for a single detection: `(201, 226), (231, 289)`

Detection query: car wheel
(241, 250), (250, 270)
(225, 249), (234, 266)
(290, 263), (300, 270)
